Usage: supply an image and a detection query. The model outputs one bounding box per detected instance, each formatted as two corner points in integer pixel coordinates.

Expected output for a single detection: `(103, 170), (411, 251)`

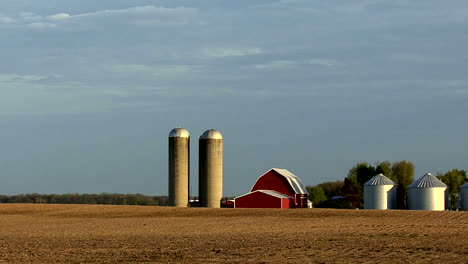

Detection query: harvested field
(0, 204), (467, 263)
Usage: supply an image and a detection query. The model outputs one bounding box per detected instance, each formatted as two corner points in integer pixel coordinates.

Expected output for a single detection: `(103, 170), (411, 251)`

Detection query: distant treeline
(0, 193), (169, 206)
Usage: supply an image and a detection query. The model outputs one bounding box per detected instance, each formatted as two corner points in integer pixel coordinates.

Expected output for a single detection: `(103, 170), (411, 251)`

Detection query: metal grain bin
(408, 173), (447, 211)
(364, 174), (396, 210)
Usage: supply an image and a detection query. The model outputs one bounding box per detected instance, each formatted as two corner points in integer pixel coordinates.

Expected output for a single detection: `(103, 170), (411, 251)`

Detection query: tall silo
(461, 182), (468, 211)
(364, 174), (396, 210)
(168, 128), (190, 207)
(408, 173), (447, 211)
(199, 129), (223, 208)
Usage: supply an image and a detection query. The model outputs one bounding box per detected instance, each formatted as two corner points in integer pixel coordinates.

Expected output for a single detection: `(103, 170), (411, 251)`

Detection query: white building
(408, 173), (447, 211)
(364, 174), (396, 210)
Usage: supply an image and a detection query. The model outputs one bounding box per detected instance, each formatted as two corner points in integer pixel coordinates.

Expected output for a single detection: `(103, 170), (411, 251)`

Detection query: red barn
(234, 168), (310, 209)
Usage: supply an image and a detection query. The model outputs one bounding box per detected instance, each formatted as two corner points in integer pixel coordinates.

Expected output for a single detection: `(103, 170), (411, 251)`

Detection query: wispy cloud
(199, 47), (263, 59)
(105, 64), (202, 78)
(27, 22), (56, 29)
(47, 13), (71, 21)
(71, 6), (198, 19)
(20, 12), (42, 22)
(0, 73), (50, 82)
(308, 59), (339, 67)
(7, 6), (199, 29)
(254, 58), (339, 70)
(0, 16), (15, 24)
(254, 60), (296, 70)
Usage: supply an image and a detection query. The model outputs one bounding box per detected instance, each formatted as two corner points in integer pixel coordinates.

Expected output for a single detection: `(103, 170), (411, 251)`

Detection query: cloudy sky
(1, 0), (467, 196)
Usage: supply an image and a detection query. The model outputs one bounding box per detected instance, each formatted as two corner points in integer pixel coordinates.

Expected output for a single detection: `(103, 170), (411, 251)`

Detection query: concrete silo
(461, 182), (468, 211)
(168, 128), (190, 207)
(408, 173), (447, 211)
(199, 129), (223, 208)
(364, 174), (396, 210)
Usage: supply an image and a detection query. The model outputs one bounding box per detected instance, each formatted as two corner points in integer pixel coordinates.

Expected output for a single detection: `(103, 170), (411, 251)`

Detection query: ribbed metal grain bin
(199, 129), (223, 208)
(408, 173), (447, 211)
(168, 128), (190, 207)
(364, 174), (396, 210)
(461, 182), (468, 211)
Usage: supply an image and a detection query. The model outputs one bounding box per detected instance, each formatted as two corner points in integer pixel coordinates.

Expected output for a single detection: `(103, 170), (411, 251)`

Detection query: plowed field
(0, 204), (467, 263)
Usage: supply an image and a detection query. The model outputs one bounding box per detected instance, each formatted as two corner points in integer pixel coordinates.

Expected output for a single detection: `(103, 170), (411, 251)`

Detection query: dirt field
(0, 204), (466, 263)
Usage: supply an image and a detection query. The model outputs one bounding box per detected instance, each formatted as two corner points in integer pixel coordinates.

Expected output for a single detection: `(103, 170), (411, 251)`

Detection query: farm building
(408, 173), (447, 211)
(234, 168), (309, 209)
(235, 190), (294, 208)
(364, 174), (396, 210)
(461, 181), (468, 211)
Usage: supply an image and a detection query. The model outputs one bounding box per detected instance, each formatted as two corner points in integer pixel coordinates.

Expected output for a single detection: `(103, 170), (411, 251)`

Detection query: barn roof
(364, 174), (395, 186)
(460, 181), (468, 188)
(235, 190), (294, 200)
(409, 173), (447, 188)
(272, 168), (308, 194)
(251, 168), (308, 194)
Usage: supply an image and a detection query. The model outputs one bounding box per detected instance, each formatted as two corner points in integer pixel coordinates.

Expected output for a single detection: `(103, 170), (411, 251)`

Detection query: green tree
(344, 162), (392, 208)
(389, 160), (414, 209)
(375, 161), (392, 176)
(317, 180), (344, 199)
(438, 169), (467, 210)
(306, 186), (327, 206)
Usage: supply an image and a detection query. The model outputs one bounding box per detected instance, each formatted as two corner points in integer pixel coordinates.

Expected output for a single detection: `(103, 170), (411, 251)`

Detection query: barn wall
(281, 198), (293, 209)
(251, 171), (295, 197)
(235, 192), (282, 208)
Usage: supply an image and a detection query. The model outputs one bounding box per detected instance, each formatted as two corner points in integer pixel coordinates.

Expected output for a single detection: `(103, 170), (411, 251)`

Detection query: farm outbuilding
(408, 173), (447, 211)
(234, 168), (309, 209)
(364, 174), (396, 210)
(461, 181), (468, 211)
(235, 190), (294, 208)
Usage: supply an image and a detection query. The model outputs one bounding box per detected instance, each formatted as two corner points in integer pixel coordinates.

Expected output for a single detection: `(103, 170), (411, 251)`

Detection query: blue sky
(0, 0), (467, 196)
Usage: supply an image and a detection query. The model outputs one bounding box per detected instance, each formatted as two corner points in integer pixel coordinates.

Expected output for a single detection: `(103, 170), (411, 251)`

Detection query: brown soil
(0, 204), (467, 263)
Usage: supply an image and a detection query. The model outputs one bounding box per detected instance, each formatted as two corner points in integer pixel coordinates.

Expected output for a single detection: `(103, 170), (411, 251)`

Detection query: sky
(0, 0), (467, 196)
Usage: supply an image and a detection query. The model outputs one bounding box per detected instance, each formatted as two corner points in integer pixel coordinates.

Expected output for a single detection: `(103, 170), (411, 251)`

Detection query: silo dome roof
(408, 173), (447, 188)
(461, 181), (468, 189)
(169, 127), (190, 138)
(200, 129), (222, 139)
(364, 174), (395, 186)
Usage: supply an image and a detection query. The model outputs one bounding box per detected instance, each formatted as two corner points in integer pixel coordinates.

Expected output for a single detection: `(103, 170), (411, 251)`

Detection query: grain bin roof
(461, 181), (468, 188)
(409, 173), (447, 188)
(271, 168), (308, 194)
(364, 174), (395, 186)
(169, 127), (190, 138)
(200, 129), (222, 139)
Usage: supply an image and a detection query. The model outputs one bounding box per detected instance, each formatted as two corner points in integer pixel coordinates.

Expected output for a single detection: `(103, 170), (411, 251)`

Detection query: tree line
(307, 160), (467, 210)
(0, 193), (169, 206)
